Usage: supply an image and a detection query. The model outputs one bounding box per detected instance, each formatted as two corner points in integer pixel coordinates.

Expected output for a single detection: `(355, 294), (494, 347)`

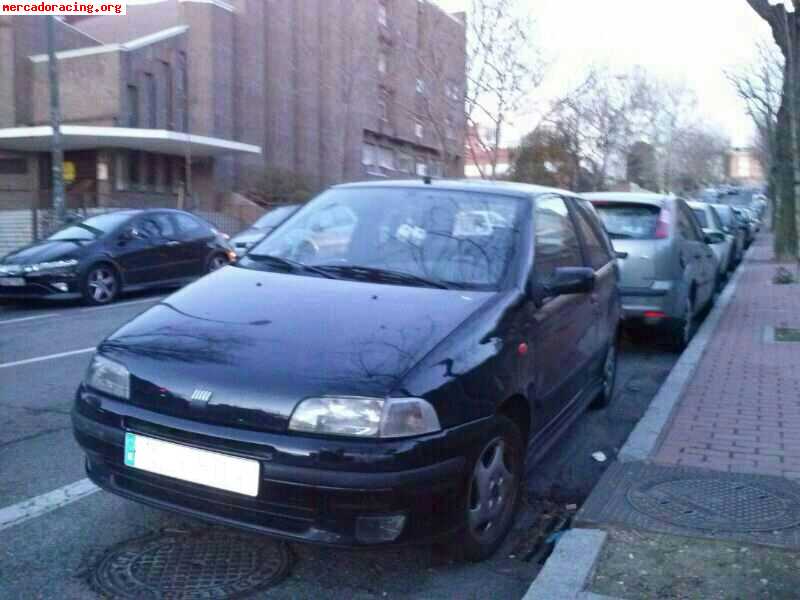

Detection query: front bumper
(72, 388), (484, 546)
(0, 273), (81, 300)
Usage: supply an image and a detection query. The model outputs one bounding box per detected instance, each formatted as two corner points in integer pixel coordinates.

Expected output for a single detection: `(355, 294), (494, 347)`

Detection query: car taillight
(654, 205), (671, 239)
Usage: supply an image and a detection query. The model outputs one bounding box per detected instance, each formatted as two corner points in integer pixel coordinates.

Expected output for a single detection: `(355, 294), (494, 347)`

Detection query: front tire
(206, 252), (229, 273)
(458, 416), (523, 562)
(82, 264), (120, 305)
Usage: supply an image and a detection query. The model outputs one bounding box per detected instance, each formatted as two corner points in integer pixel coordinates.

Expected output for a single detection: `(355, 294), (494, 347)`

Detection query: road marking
(0, 479), (99, 532)
(79, 296), (165, 313)
(0, 347), (95, 370)
(0, 313), (58, 326)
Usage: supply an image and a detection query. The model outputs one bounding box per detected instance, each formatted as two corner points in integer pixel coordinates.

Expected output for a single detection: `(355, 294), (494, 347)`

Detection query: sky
(435, 0), (774, 147)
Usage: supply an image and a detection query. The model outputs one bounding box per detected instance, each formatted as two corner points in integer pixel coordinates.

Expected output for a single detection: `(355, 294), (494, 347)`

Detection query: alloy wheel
(209, 255), (228, 272)
(87, 267), (117, 304)
(468, 438), (516, 541)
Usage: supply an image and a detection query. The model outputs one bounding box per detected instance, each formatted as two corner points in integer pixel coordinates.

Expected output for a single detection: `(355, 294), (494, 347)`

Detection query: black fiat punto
(73, 180), (620, 561)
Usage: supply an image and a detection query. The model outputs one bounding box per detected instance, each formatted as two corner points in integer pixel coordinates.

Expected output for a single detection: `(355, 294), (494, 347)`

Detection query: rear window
(591, 202), (660, 240)
(691, 208), (708, 228)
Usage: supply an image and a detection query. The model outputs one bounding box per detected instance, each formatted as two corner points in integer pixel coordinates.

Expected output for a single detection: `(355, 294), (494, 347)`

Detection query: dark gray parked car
(230, 204), (301, 254)
(584, 193), (717, 349)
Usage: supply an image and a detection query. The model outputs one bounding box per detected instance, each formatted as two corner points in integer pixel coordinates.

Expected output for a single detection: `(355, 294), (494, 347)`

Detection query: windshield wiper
(317, 265), (452, 289)
(245, 253), (340, 279)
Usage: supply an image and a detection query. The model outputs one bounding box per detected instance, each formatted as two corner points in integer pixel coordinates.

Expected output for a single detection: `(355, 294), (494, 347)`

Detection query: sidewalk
(525, 233), (800, 600)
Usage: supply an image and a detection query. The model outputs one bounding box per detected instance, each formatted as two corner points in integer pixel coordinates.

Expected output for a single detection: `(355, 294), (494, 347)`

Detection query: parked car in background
(688, 201), (733, 287)
(710, 204), (746, 266)
(584, 193), (716, 349)
(73, 180), (621, 561)
(731, 207), (757, 247)
(230, 204), (301, 254)
(0, 210), (234, 305)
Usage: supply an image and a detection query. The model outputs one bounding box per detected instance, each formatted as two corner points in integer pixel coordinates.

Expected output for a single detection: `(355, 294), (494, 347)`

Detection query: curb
(521, 243), (756, 600)
(618, 244), (752, 462)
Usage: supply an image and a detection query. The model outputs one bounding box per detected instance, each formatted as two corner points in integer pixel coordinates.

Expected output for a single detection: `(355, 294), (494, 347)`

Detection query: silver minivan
(584, 193), (717, 349)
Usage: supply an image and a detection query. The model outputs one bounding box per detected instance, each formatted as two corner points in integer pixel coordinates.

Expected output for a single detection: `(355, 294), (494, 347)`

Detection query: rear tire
(670, 294), (695, 352)
(591, 333), (618, 410)
(457, 415), (523, 562)
(81, 264), (120, 306)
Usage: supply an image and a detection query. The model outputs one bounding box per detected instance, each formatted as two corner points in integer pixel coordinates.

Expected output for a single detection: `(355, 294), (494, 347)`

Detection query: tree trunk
(775, 100), (798, 260)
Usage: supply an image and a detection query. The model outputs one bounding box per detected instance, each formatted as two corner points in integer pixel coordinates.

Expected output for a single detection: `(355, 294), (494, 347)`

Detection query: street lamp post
(47, 16), (66, 226)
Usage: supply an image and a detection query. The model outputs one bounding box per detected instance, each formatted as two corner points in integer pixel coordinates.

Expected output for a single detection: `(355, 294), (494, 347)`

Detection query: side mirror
(544, 267), (595, 297)
(704, 231), (726, 245)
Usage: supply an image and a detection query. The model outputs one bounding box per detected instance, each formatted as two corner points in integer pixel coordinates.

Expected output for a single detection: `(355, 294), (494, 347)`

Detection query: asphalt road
(0, 289), (677, 600)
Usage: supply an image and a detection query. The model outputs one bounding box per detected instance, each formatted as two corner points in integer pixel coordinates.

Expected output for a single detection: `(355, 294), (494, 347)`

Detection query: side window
(676, 203), (700, 241)
(534, 196), (583, 283)
(137, 217), (163, 239)
(152, 214), (175, 238)
(572, 201), (612, 270)
(174, 213), (209, 239)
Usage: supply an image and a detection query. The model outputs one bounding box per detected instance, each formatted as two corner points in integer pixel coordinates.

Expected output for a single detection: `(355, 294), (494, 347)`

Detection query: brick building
(0, 0), (467, 213)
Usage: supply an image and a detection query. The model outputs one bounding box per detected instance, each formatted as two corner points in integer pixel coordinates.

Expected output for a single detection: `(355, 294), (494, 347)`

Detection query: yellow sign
(63, 161), (76, 183)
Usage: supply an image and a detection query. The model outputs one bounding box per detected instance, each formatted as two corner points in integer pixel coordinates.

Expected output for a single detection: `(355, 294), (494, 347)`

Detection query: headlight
(289, 396), (440, 439)
(24, 259), (79, 273)
(85, 355), (130, 400)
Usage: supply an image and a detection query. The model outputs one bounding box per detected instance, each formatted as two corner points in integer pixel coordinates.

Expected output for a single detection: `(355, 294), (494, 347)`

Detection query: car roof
(687, 201), (712, 210)
(333, 178), (574, 199)
(581, 192), (671, 207)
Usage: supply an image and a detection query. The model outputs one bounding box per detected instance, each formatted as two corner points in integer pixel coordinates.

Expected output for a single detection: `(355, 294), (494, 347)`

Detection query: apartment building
(0, 0), (467, 211)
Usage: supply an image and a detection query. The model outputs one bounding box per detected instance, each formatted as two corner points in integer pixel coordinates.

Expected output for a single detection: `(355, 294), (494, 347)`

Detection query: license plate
(124, 432), (260, 497)
(0, 278), (25, 287)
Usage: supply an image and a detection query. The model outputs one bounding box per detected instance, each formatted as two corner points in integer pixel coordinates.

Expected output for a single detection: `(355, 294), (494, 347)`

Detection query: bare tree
(727, 37), (783, 228)
(465, 0), (544, 179)
(745, 0), (799, 260)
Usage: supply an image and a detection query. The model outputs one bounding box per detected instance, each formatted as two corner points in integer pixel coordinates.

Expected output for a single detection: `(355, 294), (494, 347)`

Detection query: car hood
(100, 266), (494, 432)
(1, 239), (90, 266)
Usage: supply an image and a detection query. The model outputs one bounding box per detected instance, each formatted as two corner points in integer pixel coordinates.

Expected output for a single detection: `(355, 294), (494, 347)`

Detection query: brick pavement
(655, 233), (800, 479)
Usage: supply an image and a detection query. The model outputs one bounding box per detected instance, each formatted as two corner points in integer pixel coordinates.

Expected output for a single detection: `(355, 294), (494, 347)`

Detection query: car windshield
(253, 205), (299, 229)
(48, 212), (132, 241)
(691, 208), (709, 228)
(243, 187), (523, 290)
(592, 203), (660, 240)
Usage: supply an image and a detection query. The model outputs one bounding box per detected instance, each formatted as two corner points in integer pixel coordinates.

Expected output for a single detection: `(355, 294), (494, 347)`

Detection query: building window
(362, 143), (376, 166)
(378, 51), (388, 75)
(146, 153), (157, 187)
(397, 152), (413, 173)
(416, 78), (426, 95)
(378, 147), (395, 170)
(128, 151), (140, 186)
(446, 81), (461, 101)
(145, 73), (157, 128)
(162, 61), (173, 129)
(378, 97), (388, 123)
(445, 116), (455, 140)
(127, 85), (139, 128)
(429, 160), (443, 177)
(0, 158), (27, 175)
(414, 120), (424, 139)
(416, 161), (427, 176)
(164, 157), (173, 190)
(378, 2), (388, 26)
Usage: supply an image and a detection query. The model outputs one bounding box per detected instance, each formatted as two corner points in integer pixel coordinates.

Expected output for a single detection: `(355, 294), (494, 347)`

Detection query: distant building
(726, 147), (765, 185)
(0, 0), (466, 212)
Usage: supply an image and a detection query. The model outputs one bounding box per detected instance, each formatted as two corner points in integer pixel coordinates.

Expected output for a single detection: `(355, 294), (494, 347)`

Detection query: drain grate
(627, 478), (800, 532)
(90, 527), (292, 599)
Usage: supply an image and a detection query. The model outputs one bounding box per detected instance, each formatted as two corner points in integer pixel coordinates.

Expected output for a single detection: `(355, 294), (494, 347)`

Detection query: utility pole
(47, 16), (66, 225)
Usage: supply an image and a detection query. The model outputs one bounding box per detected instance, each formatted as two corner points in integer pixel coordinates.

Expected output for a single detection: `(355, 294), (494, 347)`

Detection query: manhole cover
(628, 478), (800, 532)
(90, 528), (292, 599)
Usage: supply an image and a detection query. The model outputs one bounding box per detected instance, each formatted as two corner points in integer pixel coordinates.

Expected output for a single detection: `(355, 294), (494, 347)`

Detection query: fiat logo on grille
(190, 389), (213, 403)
